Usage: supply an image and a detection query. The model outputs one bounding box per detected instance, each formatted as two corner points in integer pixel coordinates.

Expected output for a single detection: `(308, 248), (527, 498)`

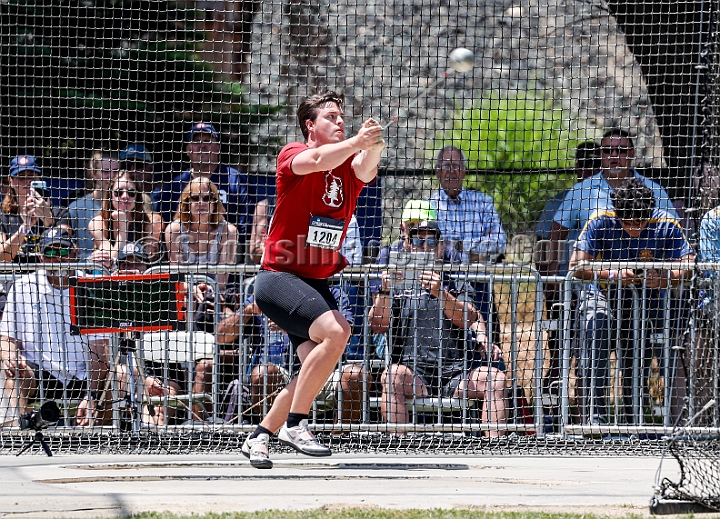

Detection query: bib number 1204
(306, 215), (345, 250)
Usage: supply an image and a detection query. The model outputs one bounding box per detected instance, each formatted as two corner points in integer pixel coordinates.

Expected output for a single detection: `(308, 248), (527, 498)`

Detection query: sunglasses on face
(189, 194), (215, 203)
(411, 236), (439, 248)
(600, 146), (630, 155)
(113, 188), (138, 198)
(43, 247), (71, 258)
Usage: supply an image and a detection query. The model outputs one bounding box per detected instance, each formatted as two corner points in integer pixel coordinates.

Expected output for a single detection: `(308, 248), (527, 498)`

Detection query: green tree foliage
(435, 90), (581, 234)
(0, 0), (279, 184)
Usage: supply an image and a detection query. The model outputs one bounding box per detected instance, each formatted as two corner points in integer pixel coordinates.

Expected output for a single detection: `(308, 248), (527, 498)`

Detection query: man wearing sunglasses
(368, 220), (507, 436)
(545, 129), (680, 283)
(0, 227), (111, 427)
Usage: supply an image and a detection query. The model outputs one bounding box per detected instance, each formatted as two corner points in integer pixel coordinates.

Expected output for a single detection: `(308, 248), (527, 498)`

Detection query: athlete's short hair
(297, 90), (344, 141)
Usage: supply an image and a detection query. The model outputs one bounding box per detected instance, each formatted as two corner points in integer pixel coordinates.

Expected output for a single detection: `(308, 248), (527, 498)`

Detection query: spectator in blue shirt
(546, 129), (679, 280)
(0, 155), (71, 264)
(426, 148), (505, 347)
(68, 150), (120, 260)
(569, 178), (693, 425)
(699, 204), (720, 263)
(535, 141), (601, 258)
(155, 123), (252, 249)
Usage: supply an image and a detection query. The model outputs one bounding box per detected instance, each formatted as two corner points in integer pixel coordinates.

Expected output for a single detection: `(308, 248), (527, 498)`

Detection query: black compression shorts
(253, 269), (338, 349)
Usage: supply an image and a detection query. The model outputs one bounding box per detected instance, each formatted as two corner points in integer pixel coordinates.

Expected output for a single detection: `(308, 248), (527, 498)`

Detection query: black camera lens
(19, 401), (60, 431)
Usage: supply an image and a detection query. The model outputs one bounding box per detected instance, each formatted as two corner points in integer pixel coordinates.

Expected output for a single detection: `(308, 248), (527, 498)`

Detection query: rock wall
(245, 0), (664, 240)
(246, 0), (663, 171)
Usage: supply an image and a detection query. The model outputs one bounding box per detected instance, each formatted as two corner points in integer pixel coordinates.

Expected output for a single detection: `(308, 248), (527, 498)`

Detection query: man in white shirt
(0, 227), (110, 426)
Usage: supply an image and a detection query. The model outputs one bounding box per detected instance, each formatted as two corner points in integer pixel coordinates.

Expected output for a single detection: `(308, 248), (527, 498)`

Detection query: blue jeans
(576, 287), (677, 425)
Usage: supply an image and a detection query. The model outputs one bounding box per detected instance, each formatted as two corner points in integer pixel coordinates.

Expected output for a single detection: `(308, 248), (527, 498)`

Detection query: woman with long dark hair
(88, 171), (163, 261)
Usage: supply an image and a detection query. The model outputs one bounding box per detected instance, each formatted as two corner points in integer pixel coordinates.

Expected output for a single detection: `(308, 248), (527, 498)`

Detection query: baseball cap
(9, 155), (42, 177)
(120, 143), (153, 163)
(185, 122), (219, 143)
(401, 200), (436, 224)
(39, 227), (74, 252)
(117, 241), (150, 263)
(409, 220), (441, 237)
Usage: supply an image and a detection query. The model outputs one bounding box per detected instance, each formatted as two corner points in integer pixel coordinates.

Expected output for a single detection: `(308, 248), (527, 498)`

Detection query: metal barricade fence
(140, 263), (547, 435)
(0, 262), (547, 436)
(559, 261), (720, 438)
(6, 260), (720, 441)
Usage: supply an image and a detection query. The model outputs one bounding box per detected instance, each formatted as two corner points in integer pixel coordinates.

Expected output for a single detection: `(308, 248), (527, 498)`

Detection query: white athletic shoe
(278, 419), (332, 457)
(241, 433), (273, 469)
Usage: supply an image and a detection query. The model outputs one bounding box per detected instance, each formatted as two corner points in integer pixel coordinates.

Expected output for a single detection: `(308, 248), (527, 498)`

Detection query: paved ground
(0, 450), (692, 518)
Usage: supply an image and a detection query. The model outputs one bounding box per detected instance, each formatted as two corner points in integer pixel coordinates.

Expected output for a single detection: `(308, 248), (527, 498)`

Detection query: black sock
(286, 412), (309, 428)
(249, 425), (273, 440)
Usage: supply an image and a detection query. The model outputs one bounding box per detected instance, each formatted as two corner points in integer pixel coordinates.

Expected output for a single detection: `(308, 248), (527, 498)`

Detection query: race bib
(307, 215), (345, 250)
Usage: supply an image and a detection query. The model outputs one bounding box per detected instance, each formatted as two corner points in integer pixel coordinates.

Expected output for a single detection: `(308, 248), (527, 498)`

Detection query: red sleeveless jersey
(261, 142), (369, 278)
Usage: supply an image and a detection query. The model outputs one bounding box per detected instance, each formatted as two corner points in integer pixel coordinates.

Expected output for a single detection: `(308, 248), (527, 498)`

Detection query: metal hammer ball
(448, 47), (475, 73)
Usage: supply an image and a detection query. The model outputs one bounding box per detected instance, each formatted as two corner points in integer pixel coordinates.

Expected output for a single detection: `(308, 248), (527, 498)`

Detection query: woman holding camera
(0, 155), (70, 263)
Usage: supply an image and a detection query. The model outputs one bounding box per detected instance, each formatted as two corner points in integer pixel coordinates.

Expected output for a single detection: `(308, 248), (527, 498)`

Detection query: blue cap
(120, 143), (153, 163)
(185, 122), (219, 143)
(9, 155), (42, 177)
(40, 227), (74, 252)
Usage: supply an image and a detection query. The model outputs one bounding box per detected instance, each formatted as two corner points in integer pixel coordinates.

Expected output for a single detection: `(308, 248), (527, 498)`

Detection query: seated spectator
(0, 228), (111, 426)
(0, 155), (71, 264)
(375, 199), (439, 264)
(199, 284), (369, 425)
(165, 177), (238, 291)
(155, 123), (252, 250)
(88, 171), (163, 266)
(68, 150), (120, 259)
(248, 194), (362, 265)
(375, 202), (502, 349)
(120, 143), (159, 218)
(428, 146), (507, 263)
(701, 202), (720, 266)
(546, 129), (679, 282)
(367, 220), (507, 436)
(535, 141), (601, 262)
(569, 178), (693, 424)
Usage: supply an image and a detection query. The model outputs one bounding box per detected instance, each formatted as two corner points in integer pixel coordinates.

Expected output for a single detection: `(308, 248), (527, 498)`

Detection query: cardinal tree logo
(322, 171), (343, 208)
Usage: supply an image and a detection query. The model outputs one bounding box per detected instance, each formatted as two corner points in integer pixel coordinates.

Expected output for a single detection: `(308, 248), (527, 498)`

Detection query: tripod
(103, 332), (156, 432)
(16, 430), (53, 457)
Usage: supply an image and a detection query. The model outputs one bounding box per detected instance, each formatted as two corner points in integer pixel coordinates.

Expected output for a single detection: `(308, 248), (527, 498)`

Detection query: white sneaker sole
(241, 441), (274, 469)
(278, 434), (332, 457)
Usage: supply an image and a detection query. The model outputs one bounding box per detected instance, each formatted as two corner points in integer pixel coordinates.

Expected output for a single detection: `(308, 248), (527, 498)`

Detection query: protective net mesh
(0, 0), (718, 505)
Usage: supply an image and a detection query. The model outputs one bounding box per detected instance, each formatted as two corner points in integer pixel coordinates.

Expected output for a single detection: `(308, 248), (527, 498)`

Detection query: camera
(19, 401), (60, 431)
(388, 250), (437, 291)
